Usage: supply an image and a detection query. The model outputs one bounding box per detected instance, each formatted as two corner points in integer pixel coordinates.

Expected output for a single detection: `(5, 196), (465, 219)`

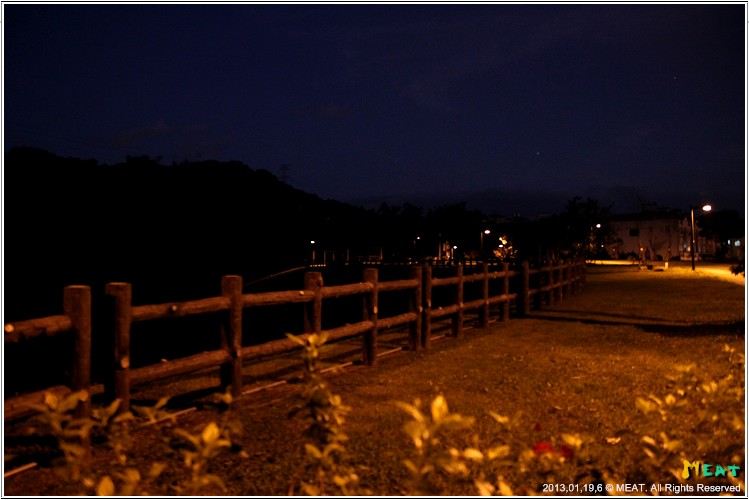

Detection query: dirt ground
(3, 265), (745, 496)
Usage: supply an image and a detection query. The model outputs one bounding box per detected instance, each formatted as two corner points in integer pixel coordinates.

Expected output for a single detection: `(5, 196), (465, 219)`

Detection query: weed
(634, 344), (745, 491)
(287, 332), (368, 495)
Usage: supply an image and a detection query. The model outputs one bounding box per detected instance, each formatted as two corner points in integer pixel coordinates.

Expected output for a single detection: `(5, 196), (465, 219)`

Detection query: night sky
(3, 3), (746, 215)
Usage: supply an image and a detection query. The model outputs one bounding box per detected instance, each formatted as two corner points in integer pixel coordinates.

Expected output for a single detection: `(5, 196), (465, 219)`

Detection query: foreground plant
(396, 395), (515, 495)
(27, 391), (94, 485)
(27, 392), (166, 495)
(634, 344), (745, 492)
(170, 389), (243, 495)
(287, 332), (366, 495)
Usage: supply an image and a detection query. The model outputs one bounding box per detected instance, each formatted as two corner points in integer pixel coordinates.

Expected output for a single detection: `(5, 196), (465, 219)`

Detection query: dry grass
(4, 265), (745, 495)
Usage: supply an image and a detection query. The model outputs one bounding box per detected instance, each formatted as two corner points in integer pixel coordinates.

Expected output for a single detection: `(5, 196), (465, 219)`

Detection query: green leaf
(662, 439), (682, 452)
(394, 401), (425, 423)
(438, 413), (474, 431)
(440, 460), (468, 475)
(403, 421), (425, 448)
(201, 422), (220, 444)
(635, 397), (657, 414)
(96, 476), (115, 496)
(488, 411), (509, 425)
(561, 433), (583, 448)
(153, 397), (170, 410)
(430, 395), (449, 422)
(462, 447), (484, 460)
(647, 394), (663, 406)
(199, 473), (226, 491)
(403, 459), (419, 474)
(641, 435), (657, 447)
(487, 444), (510, 460)
(286, 333), (307, 346)
(112, 411), (135, 425)
(174, 429), (201, 447)
(148, 462), (167, 479)
(301, 482), (320, 496)
(304, 443), (322, 459)
(102, 399), (121, 419)
(120, 468), (141, 483)
(58, 391), (87, 414)
(497, 479), (514, 496)
(474, 479), (495, 496)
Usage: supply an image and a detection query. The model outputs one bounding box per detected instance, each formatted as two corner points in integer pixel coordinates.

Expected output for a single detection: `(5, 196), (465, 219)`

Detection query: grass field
(4, 265), (745, 495)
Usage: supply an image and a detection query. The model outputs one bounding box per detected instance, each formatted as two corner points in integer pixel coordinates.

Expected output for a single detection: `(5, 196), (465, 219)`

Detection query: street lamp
(690, 204), (712, 271)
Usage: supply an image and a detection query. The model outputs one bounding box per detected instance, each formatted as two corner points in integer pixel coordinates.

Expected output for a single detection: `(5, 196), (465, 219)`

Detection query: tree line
(4, 147), (740, 322)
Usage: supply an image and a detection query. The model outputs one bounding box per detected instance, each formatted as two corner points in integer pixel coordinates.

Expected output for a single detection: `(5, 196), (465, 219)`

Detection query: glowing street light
(690, 204), (712, 271)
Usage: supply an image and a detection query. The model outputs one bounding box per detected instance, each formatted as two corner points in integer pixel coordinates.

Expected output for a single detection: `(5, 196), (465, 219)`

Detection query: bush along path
(3, 266), (745, 495)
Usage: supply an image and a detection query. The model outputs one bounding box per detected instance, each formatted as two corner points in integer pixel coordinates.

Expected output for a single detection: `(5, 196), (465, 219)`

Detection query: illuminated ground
(4, 265), (745, 495)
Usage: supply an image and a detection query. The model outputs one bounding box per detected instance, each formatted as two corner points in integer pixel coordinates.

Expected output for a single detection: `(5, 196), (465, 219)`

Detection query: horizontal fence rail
(4, 260), (585, 421)
(4, 286), (92, 421)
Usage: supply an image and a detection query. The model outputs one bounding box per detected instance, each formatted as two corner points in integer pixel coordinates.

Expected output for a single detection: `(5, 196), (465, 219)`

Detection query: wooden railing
(4, 260), (585, 420)
(4, 286), (92, 420)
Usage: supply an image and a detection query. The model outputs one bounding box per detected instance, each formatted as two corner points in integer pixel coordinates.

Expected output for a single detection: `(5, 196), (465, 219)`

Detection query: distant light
(310, 240), (315, 244)
(453, 245), (458, 250)
(595, 223), (601, 229)
(484, 229), (491, 234)
(416, 236), (421, 240)
(702, 204), (712, 212)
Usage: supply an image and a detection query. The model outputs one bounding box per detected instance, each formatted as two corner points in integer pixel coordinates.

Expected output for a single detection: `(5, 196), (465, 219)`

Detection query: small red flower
(532, 441), (574, 460)
(532, 441), (554, 456)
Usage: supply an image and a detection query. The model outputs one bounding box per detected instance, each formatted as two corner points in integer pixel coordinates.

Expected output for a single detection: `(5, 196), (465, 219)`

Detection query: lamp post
(690, 204), (711, 271)
(480, 229), (490, 257)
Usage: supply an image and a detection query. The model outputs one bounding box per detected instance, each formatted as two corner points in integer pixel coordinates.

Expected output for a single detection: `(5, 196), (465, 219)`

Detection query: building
(607, 208), (720, 262)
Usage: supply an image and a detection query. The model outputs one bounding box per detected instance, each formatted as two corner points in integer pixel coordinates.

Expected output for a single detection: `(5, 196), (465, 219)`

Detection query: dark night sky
(2, 2), (746, 215)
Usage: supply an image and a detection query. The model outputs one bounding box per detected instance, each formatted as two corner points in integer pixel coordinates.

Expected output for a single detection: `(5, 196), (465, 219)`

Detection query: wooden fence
(4, 260), (585, 420)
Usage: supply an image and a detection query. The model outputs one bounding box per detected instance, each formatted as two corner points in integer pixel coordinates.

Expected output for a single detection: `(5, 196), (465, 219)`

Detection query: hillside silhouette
(4, 147), (379, 322)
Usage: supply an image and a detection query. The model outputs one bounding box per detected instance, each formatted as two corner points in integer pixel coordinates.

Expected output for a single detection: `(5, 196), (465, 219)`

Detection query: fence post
(452, 264), (464, 338)
(304, 271), (323, 335)
(547, 263), (554, 306)
(532, 264), (542, 310)
(408, 266), (422, 352)
(520, 261), (531, 316)
(555, 260), (564, 303)
(564, 260), (571, 297)
(422, 265), (432, 349)
(501, 262), (510, 321)
(221, 275), (243, 397)
(480, 263), (490, 328)
(64, 285), (92, 421)
(105, 282), (132, 414)
(363, 268), (378, 366)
